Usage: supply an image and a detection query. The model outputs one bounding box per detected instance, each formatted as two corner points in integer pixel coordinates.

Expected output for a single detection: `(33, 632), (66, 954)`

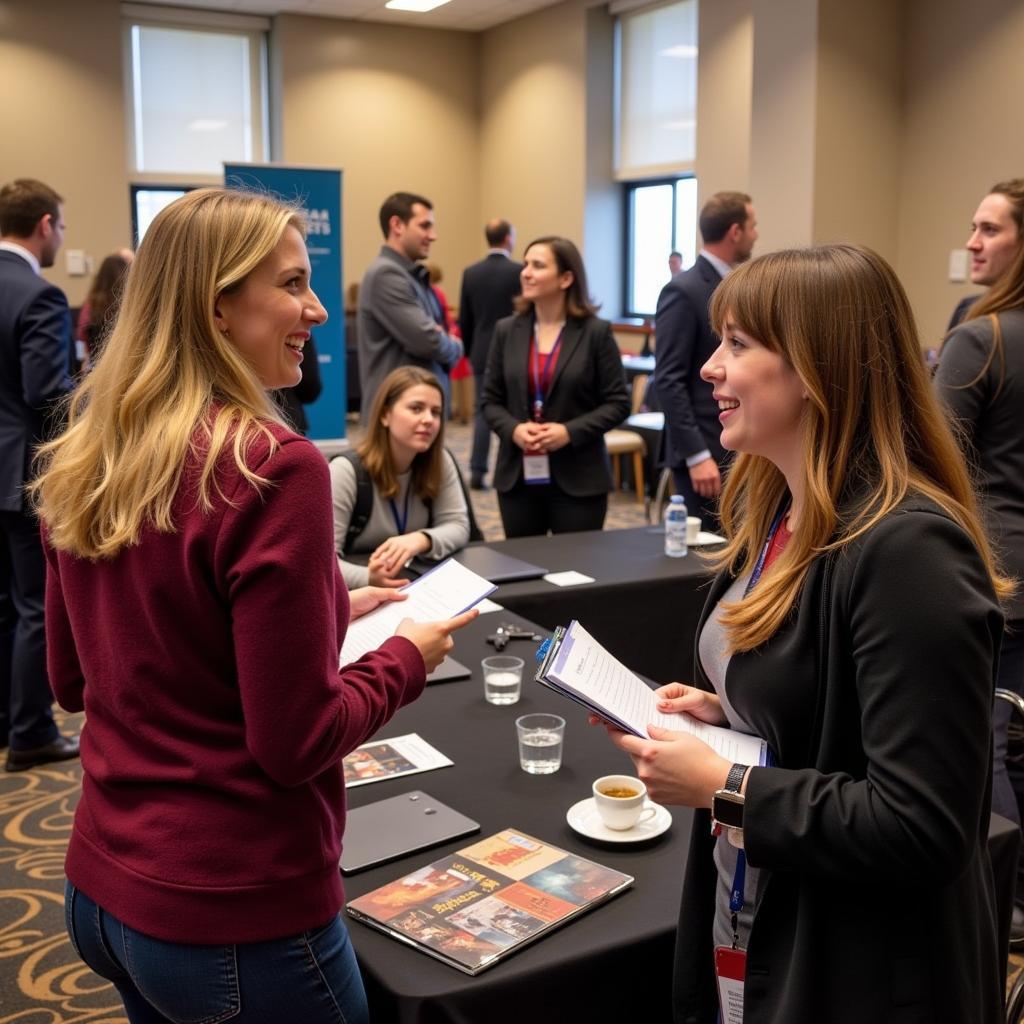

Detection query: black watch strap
(724, 763), (749, 794)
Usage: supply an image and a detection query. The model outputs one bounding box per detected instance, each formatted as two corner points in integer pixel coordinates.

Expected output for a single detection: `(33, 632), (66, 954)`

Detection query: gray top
(357, 246), (462, 421)
(329, 451), (470, 589)
(698, 571), (767, 952)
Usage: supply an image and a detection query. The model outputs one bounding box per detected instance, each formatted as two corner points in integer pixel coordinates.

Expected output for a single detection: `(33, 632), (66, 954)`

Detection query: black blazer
(674, 498), (1003, 1024)
(936, 309), (1024, 621)
(481, 313), (630, 497)
(0, 250), (71, 511)
(654, 256), (725, 470)
(273, 334), (323, 435)
(458, 253), (523, 376)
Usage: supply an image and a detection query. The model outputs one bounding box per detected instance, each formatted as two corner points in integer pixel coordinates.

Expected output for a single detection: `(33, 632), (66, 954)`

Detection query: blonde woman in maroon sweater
(32, 188), (475, 1024)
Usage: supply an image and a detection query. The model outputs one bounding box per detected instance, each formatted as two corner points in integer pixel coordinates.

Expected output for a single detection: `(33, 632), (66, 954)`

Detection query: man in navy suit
(0, 178), (77, 771)
(458, 219), (522, 489)
(654, 191), (758, 528)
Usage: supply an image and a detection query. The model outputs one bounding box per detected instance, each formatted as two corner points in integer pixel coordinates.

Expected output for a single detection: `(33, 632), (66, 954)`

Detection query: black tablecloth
(485, 527), (717, 683)
(344, 613), (1019, 1020)
(345, 611), (687, 1024)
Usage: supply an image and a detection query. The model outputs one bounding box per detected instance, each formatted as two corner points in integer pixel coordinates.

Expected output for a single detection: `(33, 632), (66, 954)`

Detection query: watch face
(713, 792), (744, 829)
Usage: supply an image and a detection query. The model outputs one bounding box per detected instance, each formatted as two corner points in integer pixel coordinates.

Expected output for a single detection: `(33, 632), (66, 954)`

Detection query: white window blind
(616, 0), (698, 180)
(127, 20), (267, 177)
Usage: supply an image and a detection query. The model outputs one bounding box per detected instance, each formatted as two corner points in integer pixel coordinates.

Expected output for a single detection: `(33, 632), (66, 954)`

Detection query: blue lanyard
(530, 326), (564, 420)
(743, 504), (789, 597)
(388, 485), (412, 535)
(729, 504), (788, 944)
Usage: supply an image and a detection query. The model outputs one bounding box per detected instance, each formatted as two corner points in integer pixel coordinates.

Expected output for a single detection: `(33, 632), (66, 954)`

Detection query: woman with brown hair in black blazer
(481, 236), (629, 537)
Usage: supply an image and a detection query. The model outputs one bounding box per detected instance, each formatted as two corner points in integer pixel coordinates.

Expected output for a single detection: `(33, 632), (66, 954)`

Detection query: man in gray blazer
(357, 192), (462, 422)
(654, 191), (757, 528)
(0, 178), (77, 771)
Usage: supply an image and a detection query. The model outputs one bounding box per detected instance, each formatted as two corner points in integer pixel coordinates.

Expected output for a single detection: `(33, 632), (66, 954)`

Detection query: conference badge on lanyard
(714, 945), (746, 1022)
(523, 327), (562, 486)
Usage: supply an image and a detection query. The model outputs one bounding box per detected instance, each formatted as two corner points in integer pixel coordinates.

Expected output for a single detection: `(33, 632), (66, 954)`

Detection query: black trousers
(497, 479), (607, 538)
(0, 508), (58, 750)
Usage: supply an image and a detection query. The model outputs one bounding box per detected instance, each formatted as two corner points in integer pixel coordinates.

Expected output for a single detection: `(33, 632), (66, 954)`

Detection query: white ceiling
(142, 0), (567, 32)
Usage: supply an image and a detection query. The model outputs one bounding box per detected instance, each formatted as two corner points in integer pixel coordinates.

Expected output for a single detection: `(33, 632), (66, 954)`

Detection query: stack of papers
(340, 558), (496, 666)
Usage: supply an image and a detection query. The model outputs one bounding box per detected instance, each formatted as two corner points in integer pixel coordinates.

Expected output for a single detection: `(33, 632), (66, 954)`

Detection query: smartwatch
(712, 763), (749, 831)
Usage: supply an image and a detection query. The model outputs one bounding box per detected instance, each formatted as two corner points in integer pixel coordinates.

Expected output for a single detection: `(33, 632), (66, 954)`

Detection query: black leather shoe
(5, 735), (80, 772)
(470, 474), (488, 491)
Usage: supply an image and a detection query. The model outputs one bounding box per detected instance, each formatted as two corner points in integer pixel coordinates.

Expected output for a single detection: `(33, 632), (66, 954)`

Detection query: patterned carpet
(1, 417), (1019, 1020)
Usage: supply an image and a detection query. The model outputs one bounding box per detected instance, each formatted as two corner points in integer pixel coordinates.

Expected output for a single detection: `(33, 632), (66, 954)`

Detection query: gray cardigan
(329, 452), (470, 589)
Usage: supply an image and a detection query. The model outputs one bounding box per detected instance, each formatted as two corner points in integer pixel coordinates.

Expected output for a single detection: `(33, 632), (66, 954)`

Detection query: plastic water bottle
(664, 495), (688, 558)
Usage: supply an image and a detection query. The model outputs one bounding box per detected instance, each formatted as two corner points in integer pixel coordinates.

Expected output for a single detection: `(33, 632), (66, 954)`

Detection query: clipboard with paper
(535, 620), (768, 767)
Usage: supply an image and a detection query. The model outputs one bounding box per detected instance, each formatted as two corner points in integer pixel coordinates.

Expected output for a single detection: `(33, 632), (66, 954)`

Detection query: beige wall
(812, 0), (903, 262)
(896, 0), (1024, 346)
(0, 0), (130, 306)
(479, 2), (588, 257)
(697, 0), (753, 206)
(274, 14), (480, 299)
(748, 0), (819, 252)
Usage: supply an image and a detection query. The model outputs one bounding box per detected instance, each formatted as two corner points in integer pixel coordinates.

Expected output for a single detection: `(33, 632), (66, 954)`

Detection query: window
(130, 185), (193, 246)
(625, 177), (697, 317)
(615, 0), (698, 180)
(123, 5), (269, 182)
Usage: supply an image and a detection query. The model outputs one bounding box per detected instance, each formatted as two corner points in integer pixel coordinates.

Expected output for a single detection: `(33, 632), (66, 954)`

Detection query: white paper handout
(539, 620), (767, 766)
(343, 733), (453, 787)
(340, 558), (496, 666)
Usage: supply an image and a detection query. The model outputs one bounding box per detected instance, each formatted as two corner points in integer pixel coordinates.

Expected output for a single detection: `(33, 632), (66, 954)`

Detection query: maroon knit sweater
(43, 423), (425, 943)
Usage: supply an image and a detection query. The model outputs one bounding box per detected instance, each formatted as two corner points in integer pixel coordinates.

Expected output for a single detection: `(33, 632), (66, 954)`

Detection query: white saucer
(566, 797), (672, 844)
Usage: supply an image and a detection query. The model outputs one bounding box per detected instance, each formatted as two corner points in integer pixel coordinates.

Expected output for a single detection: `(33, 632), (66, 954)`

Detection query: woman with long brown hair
(330, 365), (471, 588)
(599, 244), (1007, 1022)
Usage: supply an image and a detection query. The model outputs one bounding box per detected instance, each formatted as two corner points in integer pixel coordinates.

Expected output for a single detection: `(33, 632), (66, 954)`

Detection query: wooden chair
(604, 429), (646, 505)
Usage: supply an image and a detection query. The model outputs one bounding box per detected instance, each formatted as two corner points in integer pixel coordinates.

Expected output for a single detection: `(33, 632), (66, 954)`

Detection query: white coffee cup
(592, 774), (657, 831)
(686, 516), (702, 544)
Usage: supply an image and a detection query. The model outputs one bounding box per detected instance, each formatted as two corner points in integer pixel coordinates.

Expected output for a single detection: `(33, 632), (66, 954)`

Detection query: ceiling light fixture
(384, 0), (453, 12)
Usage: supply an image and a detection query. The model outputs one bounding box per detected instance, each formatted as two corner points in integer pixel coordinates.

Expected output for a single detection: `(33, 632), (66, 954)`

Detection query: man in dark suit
(458, 219), (522, 489)
(654, 191), (758, 528)
(0, 178), (77, 771)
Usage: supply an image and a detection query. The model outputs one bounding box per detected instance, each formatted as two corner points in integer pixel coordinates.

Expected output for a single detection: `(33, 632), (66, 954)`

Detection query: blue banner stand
(223, 164), (345, 441)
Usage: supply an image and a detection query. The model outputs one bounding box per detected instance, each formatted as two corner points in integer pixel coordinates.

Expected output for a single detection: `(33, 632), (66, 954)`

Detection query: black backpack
(336, 448), (483, 555)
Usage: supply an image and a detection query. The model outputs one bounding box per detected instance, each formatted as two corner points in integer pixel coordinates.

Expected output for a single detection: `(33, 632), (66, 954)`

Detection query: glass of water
(482, 656), (524, 705)
(516, 714), (565, 774)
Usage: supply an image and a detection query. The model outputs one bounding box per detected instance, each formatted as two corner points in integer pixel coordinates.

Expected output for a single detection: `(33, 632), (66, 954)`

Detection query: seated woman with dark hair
(331, 365), (471, 589)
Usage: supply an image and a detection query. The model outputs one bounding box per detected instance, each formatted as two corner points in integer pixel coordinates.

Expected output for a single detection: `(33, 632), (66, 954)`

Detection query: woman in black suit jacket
(599, 245), (1009, 1023)
(481, 236), (629, 537)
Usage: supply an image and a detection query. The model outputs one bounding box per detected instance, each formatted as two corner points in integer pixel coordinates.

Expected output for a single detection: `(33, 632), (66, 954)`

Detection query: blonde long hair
(709, 244), (1011, 652)
(32, 188), (302, 560)
(357, 366), (446, 501)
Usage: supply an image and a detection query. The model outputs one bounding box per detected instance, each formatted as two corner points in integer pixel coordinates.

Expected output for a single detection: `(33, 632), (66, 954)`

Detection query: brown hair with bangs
(708, 244), (1010, 652)
(357, 366), (446, 502)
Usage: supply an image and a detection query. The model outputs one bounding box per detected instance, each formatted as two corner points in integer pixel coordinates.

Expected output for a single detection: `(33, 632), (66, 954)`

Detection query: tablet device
(341, 791), (480, 875)
(450, 546), (548, 583)
(426, 656), (472, 684)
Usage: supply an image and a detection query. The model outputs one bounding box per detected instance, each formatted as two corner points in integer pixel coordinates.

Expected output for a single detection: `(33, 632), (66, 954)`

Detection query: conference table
(343, 612), (1019, 1023)
(478, 525), (717, 683)
(344, 610), (688, 1024)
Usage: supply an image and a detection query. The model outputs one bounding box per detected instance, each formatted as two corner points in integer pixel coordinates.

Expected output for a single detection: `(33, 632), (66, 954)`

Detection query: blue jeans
(65, 882), (369, 1024)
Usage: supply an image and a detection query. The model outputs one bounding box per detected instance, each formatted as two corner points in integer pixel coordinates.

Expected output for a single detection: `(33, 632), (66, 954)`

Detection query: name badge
(714, 946), (745, 1023)
(523, 451), (551, 485)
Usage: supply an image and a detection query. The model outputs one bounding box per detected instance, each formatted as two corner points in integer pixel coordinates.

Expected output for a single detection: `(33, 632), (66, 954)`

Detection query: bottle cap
(670, 495), (684, 503)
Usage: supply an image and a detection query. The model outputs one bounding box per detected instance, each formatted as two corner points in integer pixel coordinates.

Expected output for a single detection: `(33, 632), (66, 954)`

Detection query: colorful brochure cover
(346, 828), (633, 974)
(343, 733), (453, 788)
